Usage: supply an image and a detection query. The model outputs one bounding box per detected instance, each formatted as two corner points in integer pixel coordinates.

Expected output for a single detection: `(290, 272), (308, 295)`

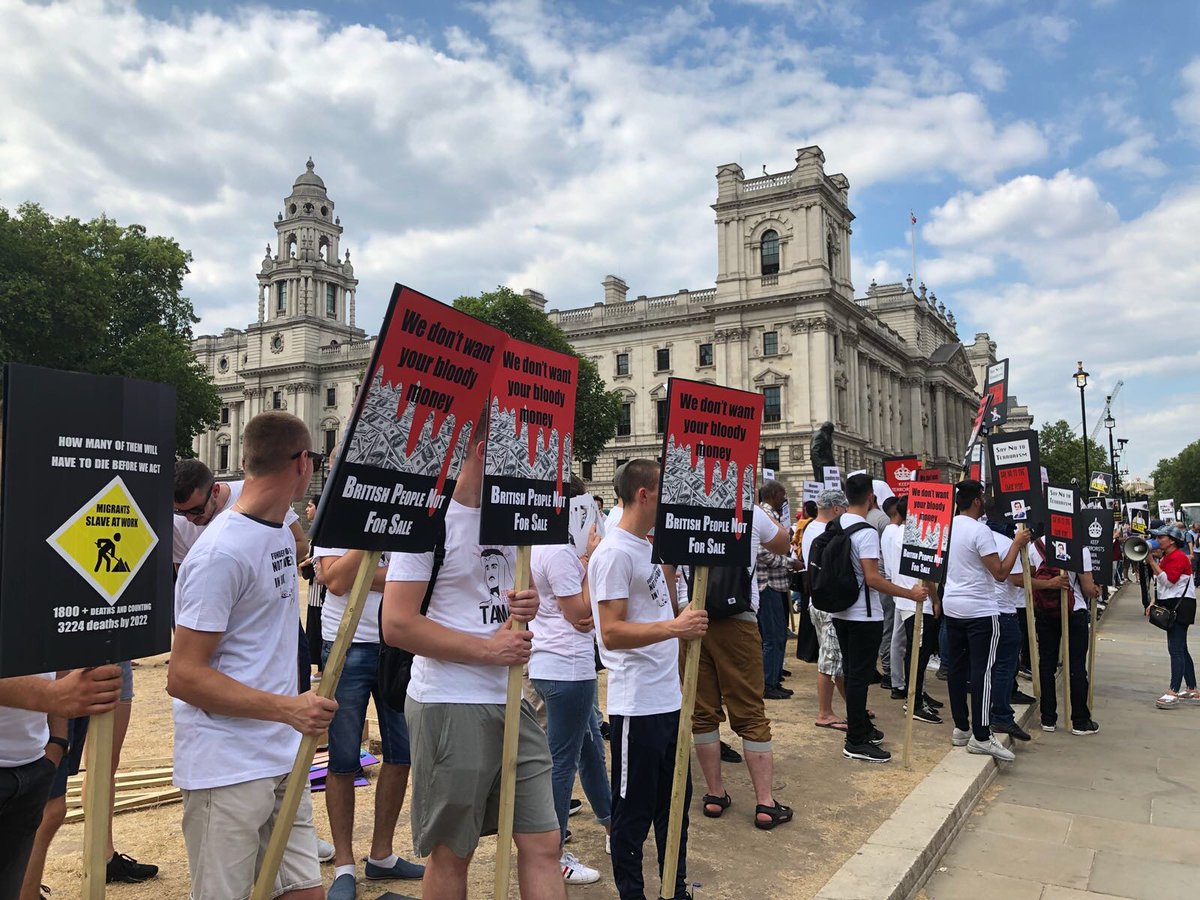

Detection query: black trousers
(609, 711), (691, 900)
(1018, 608), (1032, 670)
(943, 614), (1000, 741)
(1035, 609), (1092, 727)
(904, 611), (940, 703)
(832, 618), (884, 746)
(0, 756), (56, 898)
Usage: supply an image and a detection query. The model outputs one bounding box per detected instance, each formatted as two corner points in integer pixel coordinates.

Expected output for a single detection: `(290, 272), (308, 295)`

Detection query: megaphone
(1122, 537), (1158, 562)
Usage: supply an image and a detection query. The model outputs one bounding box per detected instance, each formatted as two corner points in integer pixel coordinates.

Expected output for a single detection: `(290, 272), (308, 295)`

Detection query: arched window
(287, 235), (297, 258)
(761, 230), (780, 276)
(319, 238), (329, 262)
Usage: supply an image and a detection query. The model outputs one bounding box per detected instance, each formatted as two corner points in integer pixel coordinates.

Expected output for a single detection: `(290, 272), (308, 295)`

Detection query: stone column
(349, 290), (356, 328)
(230, 402), (243, 474)
(934, 385), (947, 461)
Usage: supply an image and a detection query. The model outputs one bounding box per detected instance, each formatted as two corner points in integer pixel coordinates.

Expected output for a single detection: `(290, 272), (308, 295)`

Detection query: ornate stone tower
(712, 145), (854, 304)
(257, 158), (359, 326)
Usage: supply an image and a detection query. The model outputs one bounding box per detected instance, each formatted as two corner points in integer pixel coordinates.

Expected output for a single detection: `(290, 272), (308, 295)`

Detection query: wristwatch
(47, 736), (69, 752)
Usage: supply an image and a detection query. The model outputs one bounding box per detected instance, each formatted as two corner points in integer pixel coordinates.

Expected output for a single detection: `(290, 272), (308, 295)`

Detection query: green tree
(1150, 439), (1200, 505)
(0, 203), (220, 455)
(1038, 419), (1112, 489)
(453, 286), (621, 463)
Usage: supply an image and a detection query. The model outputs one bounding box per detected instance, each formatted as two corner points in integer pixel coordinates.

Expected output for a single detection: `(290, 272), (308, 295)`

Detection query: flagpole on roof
(910, 210), (918, 291)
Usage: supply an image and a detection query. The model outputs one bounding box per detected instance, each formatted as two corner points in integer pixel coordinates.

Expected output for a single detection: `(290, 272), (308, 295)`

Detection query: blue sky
(3, 0), (1199, 479)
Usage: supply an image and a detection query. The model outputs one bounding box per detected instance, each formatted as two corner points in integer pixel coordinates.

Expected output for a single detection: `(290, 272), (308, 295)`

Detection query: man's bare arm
(290, 519), (309, 562)
(318, 552), (387, 596)
(595, 598), (706, 651)
(381, 581), (532, 667)
(0, 668), (122, 719)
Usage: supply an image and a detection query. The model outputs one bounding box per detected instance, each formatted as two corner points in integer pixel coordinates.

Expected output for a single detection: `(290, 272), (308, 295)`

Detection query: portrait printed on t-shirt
(479, 548), (512, 624)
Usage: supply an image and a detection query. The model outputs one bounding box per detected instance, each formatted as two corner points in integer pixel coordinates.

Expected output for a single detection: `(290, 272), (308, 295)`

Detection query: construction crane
(1090, 380), (1124, 442)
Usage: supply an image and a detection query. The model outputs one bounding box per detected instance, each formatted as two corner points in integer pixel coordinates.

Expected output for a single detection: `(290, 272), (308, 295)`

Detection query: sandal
(702, 792), (731, 818)
(754, 800), (794, 830)
(1156, 693), (1180, 709)
(815, 720), (848, 731)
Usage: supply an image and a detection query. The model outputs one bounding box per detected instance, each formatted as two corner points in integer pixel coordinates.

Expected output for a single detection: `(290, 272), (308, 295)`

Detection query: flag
(910, 210), (917, 225)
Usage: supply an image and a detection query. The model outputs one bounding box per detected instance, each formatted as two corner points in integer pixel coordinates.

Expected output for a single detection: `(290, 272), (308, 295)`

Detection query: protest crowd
(0, 314), (1190, 900)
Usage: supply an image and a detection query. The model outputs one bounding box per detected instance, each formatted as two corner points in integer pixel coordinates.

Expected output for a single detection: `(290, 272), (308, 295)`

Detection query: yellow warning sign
(46, 476), (159, 605)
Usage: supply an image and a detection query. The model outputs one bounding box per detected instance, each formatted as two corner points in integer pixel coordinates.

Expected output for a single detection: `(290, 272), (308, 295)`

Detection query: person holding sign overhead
(589, 458), (708, 900)
(940, 480), (1030, 761)
(381, 409), (563, 900)
(168, 412), (337, 900)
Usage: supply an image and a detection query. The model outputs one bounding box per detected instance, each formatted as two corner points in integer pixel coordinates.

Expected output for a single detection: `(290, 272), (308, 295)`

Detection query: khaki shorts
(181, 774), (320, 900)
(692, 617), (772, 749)
(406, 697), (557, 859)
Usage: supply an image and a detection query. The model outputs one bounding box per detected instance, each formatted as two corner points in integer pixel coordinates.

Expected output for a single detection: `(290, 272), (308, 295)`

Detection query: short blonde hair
(242, 412), (312, 476)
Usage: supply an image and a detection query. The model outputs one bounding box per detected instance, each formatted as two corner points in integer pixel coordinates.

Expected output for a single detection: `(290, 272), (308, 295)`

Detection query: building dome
(293, 157), (326, 192)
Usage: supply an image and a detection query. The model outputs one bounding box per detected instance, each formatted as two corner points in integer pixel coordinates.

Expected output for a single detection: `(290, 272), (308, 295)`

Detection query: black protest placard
(984, 358), (1010, 426)
(1045, 485), (1083, 573)
(480, 340), (578, 545)
(1089, 471), (1112, 496)
(655, 378), (763, 567)
(987, 429), (1047, 534)
(1128, 506), (1149, 536)
(900, 481), (954, 581)
(312, 285), (505, 551)
(1080, 508), (1114, 586)
(0, 364), (175, 677)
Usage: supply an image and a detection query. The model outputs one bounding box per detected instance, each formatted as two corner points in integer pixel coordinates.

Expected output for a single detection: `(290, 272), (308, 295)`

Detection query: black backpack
(687, 564), (753, 619)
(808, 520), (874, 614)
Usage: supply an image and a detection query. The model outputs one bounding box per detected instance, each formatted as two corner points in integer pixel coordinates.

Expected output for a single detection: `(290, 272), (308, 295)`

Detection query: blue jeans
(531, 678), (612, 843)
(1167, 622), (1197, 692)
(990, 613), (1022, 726)
(758, 587), (787, 688)
(321, 641), (411, 771)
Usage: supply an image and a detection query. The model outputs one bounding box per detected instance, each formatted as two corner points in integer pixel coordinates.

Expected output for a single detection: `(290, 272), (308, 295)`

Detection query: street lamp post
(1105, 400), (1118, 498)
(1075, 361), (1090, 492)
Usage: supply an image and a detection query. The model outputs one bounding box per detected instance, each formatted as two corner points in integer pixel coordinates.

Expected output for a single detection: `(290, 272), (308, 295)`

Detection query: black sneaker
(911, 705), (943, 724)
(881, 678), (894, 691)
(867, 726), (885, 745)
(720, 741), (742, 763)
(1071, 720), (1100, 736)
(1012, 690), (1038, 705)
(991, 721), (1031, 741)
(871, 670), (884, 685)
(843, 741), (891, 762)
(763, 686), (791, 700)
(922, 693), (944, 709)
(1041, 719), (1056, 733)
(106, 853), (158, 884)
(568, 798), (583, 817)
(1017, 666), (1033, 681)
(936, 667), (949, 681)
(890, 688), (907, 700)
(780, 668), (792, 678)
(600, 720), (610, 741)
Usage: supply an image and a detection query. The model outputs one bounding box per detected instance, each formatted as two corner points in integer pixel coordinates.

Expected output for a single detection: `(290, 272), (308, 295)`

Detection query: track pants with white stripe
(609, 711), (691, 900)
(943, 614), (999, 742)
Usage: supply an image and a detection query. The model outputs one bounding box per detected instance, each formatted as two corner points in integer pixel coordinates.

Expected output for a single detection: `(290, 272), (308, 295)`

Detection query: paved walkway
(921, 582), (1200, 900)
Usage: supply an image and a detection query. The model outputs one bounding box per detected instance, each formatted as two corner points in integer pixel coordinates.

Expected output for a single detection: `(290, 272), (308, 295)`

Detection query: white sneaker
(951, 727), (970, 747)
(967, 735), (1015, 762)
(317, 838), (335, 863)
(560, 852), (600, 885)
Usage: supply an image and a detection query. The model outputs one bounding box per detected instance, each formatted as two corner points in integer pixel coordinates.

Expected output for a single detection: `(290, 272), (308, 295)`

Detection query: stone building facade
(190, 160), (372, 487)
(548, 147), (1023, 500)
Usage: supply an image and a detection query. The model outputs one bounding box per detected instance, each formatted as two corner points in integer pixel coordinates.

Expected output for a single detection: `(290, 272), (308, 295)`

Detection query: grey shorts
(405, 697), (557, 859)
(118, 661), (134, 702)
(181, 774), (319, 900)
(810, 607), (843, 677)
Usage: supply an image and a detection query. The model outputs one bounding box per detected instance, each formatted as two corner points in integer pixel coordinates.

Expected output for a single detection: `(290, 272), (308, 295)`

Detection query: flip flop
(815, 720), (848, 731)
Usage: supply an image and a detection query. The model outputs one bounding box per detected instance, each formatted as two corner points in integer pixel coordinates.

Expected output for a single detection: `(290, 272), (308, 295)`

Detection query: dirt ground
(43, 642), (954, 899)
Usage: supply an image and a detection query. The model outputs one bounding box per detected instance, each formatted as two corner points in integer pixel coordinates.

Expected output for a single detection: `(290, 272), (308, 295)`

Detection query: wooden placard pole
(902, 598), (925, 769)
(494, 544), (532, 900)
(251, 551), (381, 900)
(1060, 587), (1072, 730)
(1018, 531), (1040, 700)
(659, 565), (708, 900)
(1087, 592), (1099, 709)
(81, 708), (116, 900)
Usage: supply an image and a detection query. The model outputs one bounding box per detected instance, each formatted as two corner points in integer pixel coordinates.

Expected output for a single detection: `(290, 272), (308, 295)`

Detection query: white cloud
(1174, 57), (1200, 136)
(970, 57), (1008, 92)
(1088, 134), (1168, 178)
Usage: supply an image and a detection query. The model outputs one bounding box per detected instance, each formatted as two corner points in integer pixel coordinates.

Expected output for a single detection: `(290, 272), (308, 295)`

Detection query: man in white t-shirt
(589, 459), (707, 900)
(693, 482), (793, 831)
(827, 474), (927, 763)
(168, 412), (336, 900)
(802, 490), (848, 730)
(381, 413), (562, 899)
(939, 480), (1029, 762)
(311, 546), (423, 898)
(881, 497), (944, 724)
(983, 508), (1033, 744)
(0, 669), (122, 895)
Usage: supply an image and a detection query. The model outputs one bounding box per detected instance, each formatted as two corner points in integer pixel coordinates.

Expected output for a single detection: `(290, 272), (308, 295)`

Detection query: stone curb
(816, 588), (1124, 900)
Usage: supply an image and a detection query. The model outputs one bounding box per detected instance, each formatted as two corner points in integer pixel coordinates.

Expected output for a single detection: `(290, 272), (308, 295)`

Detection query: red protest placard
(480, 340), (578, 545)
(654, 378), (763, 567)
(313, 285), (506, 551)
(883, 455), (920, 498)
(916, 469), (942, 483)
(900, 481), (954, 581)
(997, 465), (1030, 493)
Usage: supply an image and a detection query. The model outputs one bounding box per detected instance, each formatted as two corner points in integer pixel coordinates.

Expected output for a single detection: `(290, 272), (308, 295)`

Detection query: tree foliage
(1150, 439), (1200, 505)
(453, 286), (621, 463)
(1037, 419), (1113, 488)
(0, 203), (219, 456)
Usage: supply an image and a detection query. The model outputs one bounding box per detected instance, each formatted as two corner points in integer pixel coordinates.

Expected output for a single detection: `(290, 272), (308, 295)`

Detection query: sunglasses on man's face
(174, 484), (216, 518)
(292, 449), (327, 468)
